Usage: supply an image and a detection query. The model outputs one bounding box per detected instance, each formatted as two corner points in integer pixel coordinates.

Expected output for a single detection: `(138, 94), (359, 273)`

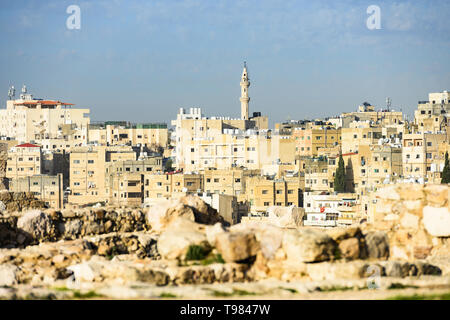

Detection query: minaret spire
(240, 62), (250, 120)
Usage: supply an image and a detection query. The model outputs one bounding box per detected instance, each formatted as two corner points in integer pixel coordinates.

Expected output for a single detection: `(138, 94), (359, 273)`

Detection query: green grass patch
(200, 253), (225, 265)
(388, 283), (419, 290)
(185, 245), (209, 261)
(387, 292), (450, 300)
(159, 292), (177, 298)
(209, 289), (257, 297)
(316, 285), (354, 292)
(279, 287), (298, 294)
(72, 290), (104, 299)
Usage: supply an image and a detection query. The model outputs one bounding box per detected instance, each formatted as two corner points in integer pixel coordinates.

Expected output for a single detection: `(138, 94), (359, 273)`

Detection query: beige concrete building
(203, 167), (260, 196)
(0, 89), (90, 144)
(9, 173), (63, 209)
(244, 176), (302, 213)
(68, 145), (137, 205)
(105, 157), (163, 205)
(88, 122), (169, 148)
(414, 91), (449, 133)
(402, 132), (447, 183)
(292, 127), (341, 157)
(144, 172), (203, 200)
(6, 143), (42, 180)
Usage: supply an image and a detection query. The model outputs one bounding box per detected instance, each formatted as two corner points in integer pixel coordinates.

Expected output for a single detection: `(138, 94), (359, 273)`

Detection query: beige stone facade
(9, 173), (63, 209)
(6, 143), (42, 180)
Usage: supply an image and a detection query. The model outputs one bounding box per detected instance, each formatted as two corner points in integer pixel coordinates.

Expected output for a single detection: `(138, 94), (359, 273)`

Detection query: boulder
(0, 264), (18, 286)
(266, 206), (304, 228)
(338, 238), (360, 260)
(282, 228), (337, 263)
(157, 218), (210, 260)
(306, 261), (369, 281)
(146, 199), (195, 233)
(423, 206), (450, 237)
(365, 231), (389, 260)
(146, 195), (224, 233)
(17, 210), (55, 241)
(215, 231), (260, 263)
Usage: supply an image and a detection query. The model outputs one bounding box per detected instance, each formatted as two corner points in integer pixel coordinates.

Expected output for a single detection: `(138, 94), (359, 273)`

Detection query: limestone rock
(266, 206), (304, 228)
(0, 264), (18, 286)
(215, 231), (259, 263)
(282, 228), (337, 263)
(423, 206), (450, 237)
(157, 218), (209, 260)
(365, 231), (389, 260)
(17, 210), (55, 241)
(338, 238), (360, 260)
(306, 261), (369, 281)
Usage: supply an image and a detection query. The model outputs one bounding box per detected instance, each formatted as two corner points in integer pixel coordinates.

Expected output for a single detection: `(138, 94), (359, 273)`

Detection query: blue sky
(0, 0), (449, 126)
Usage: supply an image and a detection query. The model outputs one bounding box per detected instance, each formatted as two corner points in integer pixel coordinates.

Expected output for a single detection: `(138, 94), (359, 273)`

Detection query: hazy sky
(0, 0), (449, 126)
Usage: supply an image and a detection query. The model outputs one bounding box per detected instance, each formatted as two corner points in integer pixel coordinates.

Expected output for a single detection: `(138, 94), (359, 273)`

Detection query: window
(88, 160), (94, 164)
(73, 160), (80, 164)
(264, 202), (270, 206)
(262, 190), (268, 194)
(28, 157), (33, 161)
(427, 142), (432, 146)
(146, 167), (152, 172)
(288, 190), (293, 194)
(426, 153), (432, 159)
(276, 190), (282, 194)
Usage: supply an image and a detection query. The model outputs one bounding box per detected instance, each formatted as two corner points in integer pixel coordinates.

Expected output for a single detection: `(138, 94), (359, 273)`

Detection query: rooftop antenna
(20, 84), (27, 99)
(8, 85), (15, 100)
(386, 97), (391, 111)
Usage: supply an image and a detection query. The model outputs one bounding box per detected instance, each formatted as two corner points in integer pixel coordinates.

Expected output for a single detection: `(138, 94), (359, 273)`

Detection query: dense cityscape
(1, 65), (449, 227)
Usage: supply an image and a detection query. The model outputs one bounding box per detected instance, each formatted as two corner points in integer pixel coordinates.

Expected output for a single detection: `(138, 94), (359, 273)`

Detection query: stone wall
(369, 184), (449, 261)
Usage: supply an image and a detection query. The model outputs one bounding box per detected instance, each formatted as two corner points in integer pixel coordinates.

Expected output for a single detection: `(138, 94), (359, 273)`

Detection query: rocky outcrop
(266, 206), (304, 228)
(146, 195), (225, 233)
(369, 183), (449, 261)
(0, 191), (45, 212)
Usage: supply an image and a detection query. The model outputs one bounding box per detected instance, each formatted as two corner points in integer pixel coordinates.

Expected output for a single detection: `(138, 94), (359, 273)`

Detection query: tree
(164, 158), (174, 172)
(334, 154), (346, 192)
(442, 151), (450, 184)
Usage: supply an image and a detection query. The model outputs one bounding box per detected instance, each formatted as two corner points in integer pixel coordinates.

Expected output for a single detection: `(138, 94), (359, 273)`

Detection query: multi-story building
(88, 122), (169, 148)
(105, 157), (163, 205)
(202, 167), (260, 196)
(68, 145), (137, 205)
(0, 87), (90, 145)
(292, 126), (341, 157)
(243, 176), (303, 213)
(414, 91), (449, 133)
(6, 143), (42, 180)
(171, 65), (268, 170)
(402, 132), (447, 183)
(9, 173), (64, 209)
(144, 172), (203, 200)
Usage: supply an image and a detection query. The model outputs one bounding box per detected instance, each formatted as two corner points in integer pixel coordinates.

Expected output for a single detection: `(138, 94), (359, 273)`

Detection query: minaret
(240, 62), (250, 120)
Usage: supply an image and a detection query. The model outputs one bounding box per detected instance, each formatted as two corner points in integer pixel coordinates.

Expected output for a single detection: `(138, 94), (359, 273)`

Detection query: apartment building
(244, 176), (303, 213)
(0, 88), (90, 144)
(402, 132), (447, 183)
(144, 172), (203, 200)
(6, 143), (42, 180)
(88, 122), (169, 148)
(292, 127), (341, 157)
(105, 157), (163, 205)
(9, 173), (63, 209)
(341, 102), (404, 127)
(414, 91), (449, 133)
(202, 167), (260, 196)
(303, 192), (359, 227)
(68, 145), (136, 205)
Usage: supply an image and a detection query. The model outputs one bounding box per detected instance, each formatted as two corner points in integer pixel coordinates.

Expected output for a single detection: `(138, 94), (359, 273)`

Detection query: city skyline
(0, 0), (449, 126)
